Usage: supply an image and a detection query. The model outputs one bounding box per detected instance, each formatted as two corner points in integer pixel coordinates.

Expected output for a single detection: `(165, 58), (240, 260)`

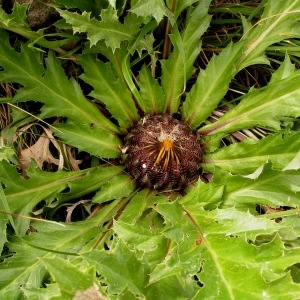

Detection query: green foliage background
(1, 0), (300, 299)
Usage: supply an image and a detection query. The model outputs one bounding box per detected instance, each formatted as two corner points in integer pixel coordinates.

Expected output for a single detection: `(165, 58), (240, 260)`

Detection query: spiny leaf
(80, 54), (139, 129)
(166, 0), (199, 19)
(82, 240), (148, 295)
(0, 238), (48, 299)
(53, 164), (125, 205)
(113, 220), (167, 261)
(53, 0), (107, 15)
(0, 218), (106, 297)
(0, 3), (29, 30)
(0, 35), (119, 134)
(200, 69), (300, 135)
(0, 5), (77, 50)
(214, 163), (300, 209)
(269, 54), (296, 83)
(161, 0), (211, 113)
(22, 284), (62, 299)
(0, 161), (122, 234)
(0, 146), (15, 161)
(183, 0), (300, 129)
(148, 201), (202, 290)
(182, 195), (300, 299)
(181, 179), (224, 209)
(93, 174), (136, 204)
(138, 65), (166, 114)
(203, 133), (300, 175)
(41, 257), (95, 299)
(130, 0), (169, 23)
(55, 121), (121, 158)
(182, 42), (244, 128)
(119, 188), (168, 225)
(237, 0), (300, 69)
(57, 6), (140, 49)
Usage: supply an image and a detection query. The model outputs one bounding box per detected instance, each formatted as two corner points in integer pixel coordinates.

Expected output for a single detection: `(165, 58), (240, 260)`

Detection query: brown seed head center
(123, 114), (202, 190)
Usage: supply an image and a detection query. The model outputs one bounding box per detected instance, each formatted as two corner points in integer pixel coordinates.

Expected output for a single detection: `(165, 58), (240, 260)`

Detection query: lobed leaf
(57, 6), (140, 49)
(183, 0), (300, 129)
(0, 161), (122, 234)
(199, 70), (300, 135)
(82, 240), (148, 295)
(113, 220), (167, 263)
(157, 197), (300, 299)
(203, 133), (300, 175)
(93, 174), (136, 204)
(138, 65), (166, 114)
(0, 3), (29, 30)
(161, 0), (211, 113)
(237, 0), (300, 70)
(0, 33), (119, 134)
(130, 0), (169, 23)
(55, 121), (121, 158)
(0, 196), (130, 298)
(213, 163), (300, 209)
(0, 218), (104, 298)
(22, 284), (62, 299)
(118, 188), (168, 225)
(41, 257), (95, 299)
(80, 54), (139, 129)
(182, 42), (244, 128)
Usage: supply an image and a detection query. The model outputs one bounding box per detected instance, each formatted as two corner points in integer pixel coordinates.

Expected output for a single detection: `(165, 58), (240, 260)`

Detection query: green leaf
(203, 133), (300, 175)
(0, 185), (9, 253)
(53, 0), (107, 15)
(58, 6), (140, 49)
(0, 161), (82, 234)
(0, 37), (119, 133)
(41, 257), (95, 299)
(237, 0), (300, 69)
(55, 121), (121, 158)
(113, 220), (167, 261)
(93, 174), (136, 204)
(0, 196), (130, 297)
(181, 179), (224, 209)
(149, 201), (202, 284)
(183, 0), (300, 129)
(0, 5), (77, 50)
(161, 0), (211, 113)
(130, 0), (169, 23)
(166, 0), (199, 20)
(269, 54), (296, 83)
(138, 65), (165, 114)
(119, 188), (168, 224)
(0, 3), (29, 30)
(0, 161), (122, 234)
(0, 146), (15, 161)
(82, 240), (148, 295)
(0, 217), (105, 298)
(182, 42), (244, 128)
(22, 284), (62, 300)
(80, 54), (139, 129)
(54, 165), (125, 205)
(200, 70), (300, 135)
(181, 193), (300, 298)
(214, 163), (300, 209)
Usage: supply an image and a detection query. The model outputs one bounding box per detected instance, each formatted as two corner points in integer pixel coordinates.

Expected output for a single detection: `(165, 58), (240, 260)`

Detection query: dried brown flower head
(122, 114), (202, 190)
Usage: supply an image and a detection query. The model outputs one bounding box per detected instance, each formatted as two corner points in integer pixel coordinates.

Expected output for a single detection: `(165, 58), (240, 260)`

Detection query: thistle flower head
(122, 114), (202, 190)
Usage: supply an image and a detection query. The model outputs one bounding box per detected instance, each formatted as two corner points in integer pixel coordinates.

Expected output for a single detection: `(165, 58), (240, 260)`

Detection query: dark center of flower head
(122, 114), (202, 191)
